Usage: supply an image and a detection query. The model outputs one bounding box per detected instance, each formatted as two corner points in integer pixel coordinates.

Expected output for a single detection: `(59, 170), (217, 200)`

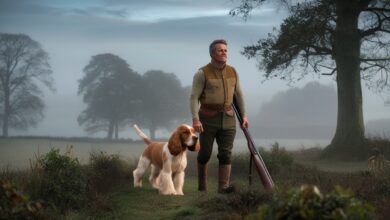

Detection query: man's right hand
(193, 119), (204, 133)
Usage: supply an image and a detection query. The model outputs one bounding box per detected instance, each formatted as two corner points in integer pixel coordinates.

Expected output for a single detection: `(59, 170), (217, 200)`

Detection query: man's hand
(193, 119), (204, 133)
(241, 117), (249, 129)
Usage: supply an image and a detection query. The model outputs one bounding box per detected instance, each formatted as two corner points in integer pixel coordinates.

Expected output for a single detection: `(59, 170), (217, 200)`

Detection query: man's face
(212, 43), (227, 63)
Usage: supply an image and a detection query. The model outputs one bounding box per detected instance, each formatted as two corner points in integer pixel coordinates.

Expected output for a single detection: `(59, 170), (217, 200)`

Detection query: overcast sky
(0, 0), (389, 138)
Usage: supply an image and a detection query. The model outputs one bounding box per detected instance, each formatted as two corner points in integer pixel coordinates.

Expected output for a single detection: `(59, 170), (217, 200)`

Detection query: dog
(132, 124), (199, 195)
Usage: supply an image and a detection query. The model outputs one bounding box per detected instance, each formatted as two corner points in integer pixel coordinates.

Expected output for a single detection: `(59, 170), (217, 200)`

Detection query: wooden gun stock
(232, 96), (275, 190)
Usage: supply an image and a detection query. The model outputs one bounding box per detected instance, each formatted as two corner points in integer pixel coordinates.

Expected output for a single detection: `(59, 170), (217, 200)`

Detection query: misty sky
(0, 0), (389, 138)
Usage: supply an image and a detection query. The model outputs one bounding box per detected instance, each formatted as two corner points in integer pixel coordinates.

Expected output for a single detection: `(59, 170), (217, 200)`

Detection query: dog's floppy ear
(168, 131), (183, 156)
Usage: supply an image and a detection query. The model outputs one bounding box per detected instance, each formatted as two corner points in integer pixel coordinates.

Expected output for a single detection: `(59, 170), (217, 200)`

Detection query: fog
(0, 0), (389, 140)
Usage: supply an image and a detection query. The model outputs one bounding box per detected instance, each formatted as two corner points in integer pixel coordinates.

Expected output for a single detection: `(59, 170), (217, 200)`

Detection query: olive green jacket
(190, 63), (246, 121)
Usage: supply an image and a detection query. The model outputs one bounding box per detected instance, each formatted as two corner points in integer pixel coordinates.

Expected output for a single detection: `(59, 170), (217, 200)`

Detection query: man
(190, 39), (249, 193)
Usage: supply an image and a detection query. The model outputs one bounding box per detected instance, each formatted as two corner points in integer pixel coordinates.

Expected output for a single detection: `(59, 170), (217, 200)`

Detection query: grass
(71, 178), (220, 220)
(297, 160), (368, 172)
(2, 137), (390, 219)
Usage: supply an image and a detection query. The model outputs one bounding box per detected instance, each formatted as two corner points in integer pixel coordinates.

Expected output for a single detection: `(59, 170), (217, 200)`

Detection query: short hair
(209, 39), (227, 56)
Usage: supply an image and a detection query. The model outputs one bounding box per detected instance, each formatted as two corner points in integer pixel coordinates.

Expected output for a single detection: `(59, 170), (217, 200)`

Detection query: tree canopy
(78, 54), (190, 139)
(138, 70), (190, 139)
(78, 53), (142, 139)
(231, 0), (390, 159)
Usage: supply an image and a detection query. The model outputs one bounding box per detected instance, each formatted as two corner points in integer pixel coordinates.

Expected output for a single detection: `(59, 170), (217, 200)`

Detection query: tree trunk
(2, 78), (10, 137)
(149, 126), (156, 140)
(114, 123), (119, 139)
(107, 121), (114, 139)
(324, 1), (368, 159)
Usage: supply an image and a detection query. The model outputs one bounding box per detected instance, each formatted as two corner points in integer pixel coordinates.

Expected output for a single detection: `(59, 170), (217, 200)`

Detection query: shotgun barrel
(232, 96), (275, 190)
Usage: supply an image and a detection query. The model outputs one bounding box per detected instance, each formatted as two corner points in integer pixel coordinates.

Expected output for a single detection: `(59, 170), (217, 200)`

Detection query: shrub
(0, 180), (45, 219)
(38, 148), (87, 212)
(247, 185), (376, 220)
(88, 151), (128, 194)
(259, 142), (294, 174)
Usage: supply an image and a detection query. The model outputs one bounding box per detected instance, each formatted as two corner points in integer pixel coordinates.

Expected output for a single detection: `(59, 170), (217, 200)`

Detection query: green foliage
(0, 180), (45, 220)
(247, 185), (376, 220)
(88, 151), (129, 194)
(38, 148), (87, 212)
(259, 142), (294, 174)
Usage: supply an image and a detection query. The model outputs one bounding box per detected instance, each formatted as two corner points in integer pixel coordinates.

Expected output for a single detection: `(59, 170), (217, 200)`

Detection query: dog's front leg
(159, 161), (177, 195)
(173, 171), (185, 195)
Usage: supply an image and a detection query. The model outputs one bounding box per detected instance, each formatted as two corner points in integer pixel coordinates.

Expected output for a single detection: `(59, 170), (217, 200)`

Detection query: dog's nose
(192, 136), (198, 142)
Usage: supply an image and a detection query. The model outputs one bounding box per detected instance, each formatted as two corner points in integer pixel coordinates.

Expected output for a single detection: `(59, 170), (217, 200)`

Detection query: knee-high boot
(198, 163), (208, 191)
(218, 164), (234, 193)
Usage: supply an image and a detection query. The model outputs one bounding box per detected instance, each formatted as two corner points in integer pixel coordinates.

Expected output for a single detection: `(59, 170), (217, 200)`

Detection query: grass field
(1, 137), (389, 219)
(0, 137), (331, 170)
(0, 138), (146, 169)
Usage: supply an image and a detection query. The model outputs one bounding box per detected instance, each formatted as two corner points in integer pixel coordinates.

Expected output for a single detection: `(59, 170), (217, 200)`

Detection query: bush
(259, 142), (294, 174)
(247, 185), (376, 220)
(0, 180), (45, 219)
(88, 151), (128, 194)
(38, 148), (87, 212)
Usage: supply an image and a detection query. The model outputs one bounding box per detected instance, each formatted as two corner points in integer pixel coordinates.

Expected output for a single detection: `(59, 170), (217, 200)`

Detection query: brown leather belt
(199, 104), (234, 117)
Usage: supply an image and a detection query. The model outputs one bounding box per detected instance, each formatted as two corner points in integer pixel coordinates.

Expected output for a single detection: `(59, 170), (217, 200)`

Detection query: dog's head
(168, 124), (200, 155)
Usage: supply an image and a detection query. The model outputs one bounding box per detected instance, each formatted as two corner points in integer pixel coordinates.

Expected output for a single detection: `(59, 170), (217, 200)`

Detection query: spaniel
(132, 124), (199, 195)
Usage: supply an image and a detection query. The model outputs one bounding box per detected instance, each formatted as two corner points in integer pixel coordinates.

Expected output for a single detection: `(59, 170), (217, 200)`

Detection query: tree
(231, 0), (390, 159)
(0, 33), (53, 137)
(139, 70), (190, 140)
(78, 53), (142, 139)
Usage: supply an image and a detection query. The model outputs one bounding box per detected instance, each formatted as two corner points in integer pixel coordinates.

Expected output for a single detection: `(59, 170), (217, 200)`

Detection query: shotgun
(232, 95), (275, 190)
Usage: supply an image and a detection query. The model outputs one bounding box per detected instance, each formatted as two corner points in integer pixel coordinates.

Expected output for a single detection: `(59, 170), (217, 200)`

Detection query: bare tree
(0, 33), (54, 137)
(231, 0), (390, 159)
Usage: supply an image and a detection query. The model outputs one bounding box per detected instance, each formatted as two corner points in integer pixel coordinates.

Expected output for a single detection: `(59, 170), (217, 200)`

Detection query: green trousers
(198, 111), (236, 165)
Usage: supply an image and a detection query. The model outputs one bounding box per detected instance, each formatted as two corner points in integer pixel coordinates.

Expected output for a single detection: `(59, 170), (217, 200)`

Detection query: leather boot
(198, 163), (208, 191)
(218, 164), (235, 193)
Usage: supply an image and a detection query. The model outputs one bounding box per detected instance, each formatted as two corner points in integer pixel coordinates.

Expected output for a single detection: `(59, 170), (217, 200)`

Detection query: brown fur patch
(142, 142), (165, 169)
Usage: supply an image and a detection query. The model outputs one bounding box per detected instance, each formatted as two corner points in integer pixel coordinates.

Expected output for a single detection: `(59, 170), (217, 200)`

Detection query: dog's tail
(133, 124), (152, 145)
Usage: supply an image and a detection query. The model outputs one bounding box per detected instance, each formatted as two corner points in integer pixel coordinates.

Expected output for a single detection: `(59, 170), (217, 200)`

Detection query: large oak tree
(78, 53), (142, 139)
(231, 0), (390, 159)
(0, 33), (54, 137)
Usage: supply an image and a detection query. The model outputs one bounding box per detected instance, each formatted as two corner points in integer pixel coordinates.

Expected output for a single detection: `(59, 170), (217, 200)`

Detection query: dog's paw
(133, 181), (143, 188)
(160, 189), (177, 195)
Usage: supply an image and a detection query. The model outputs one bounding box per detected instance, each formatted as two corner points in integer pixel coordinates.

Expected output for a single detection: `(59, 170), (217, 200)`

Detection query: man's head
(209, 39), (228, 64)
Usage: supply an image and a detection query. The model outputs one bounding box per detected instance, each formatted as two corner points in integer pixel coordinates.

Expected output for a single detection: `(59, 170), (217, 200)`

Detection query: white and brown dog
(132, 124), (199, 195)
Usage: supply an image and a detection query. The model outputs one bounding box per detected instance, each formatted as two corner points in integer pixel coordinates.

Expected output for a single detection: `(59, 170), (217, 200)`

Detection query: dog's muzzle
(187, 136), (199, 151)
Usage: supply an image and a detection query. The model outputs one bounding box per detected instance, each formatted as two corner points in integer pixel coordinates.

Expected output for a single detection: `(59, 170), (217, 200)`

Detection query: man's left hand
(241, 117), (249, 129)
